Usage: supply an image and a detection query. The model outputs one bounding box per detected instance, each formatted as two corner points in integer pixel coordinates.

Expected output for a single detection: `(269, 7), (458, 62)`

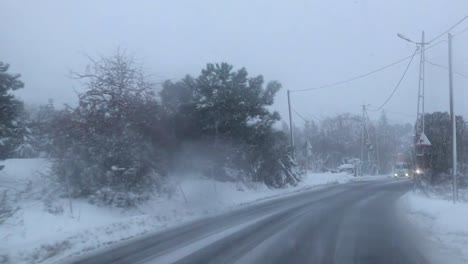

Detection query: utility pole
(411, 31), (426, 136)
(362, 105), (379, 175)
(398, 31), (426, 137)
(448, 33), (458, 202)
(420, 31), (426, 134)
(305, 139), (310, 175)
(375, 126), (381, 175)
(287, 90), (295, 159)
(414, 30), (427, 164)
(361, 104), (366, 164)
(398, 31), (429, 173)
(462, 121), (466, 177)
(464, 121), (468, 175)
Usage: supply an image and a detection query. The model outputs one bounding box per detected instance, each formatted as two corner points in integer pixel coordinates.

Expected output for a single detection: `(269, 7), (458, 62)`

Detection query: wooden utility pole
(448, 32), (458, 202)
(287, 90), (295, 159)
(361, 105), (366, 164)
(305, 139), (310, 175)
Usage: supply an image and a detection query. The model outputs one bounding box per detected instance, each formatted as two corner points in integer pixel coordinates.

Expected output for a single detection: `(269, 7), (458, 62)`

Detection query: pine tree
(0, 62), (24, 159)
(376, 111), (394, 173)
(160, 62), (298, 187)
(424, 112), (465, 184)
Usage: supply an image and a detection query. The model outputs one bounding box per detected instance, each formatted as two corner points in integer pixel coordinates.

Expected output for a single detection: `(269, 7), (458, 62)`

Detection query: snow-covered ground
(0, 158), (376, 264)
(400, 191), (468, 263)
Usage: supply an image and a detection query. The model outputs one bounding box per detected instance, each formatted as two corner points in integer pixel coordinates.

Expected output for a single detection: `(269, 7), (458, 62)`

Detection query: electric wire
(290, 40), (446, 93)
(453, 26), (468, 38)
(367, 47), (419, 112)
(426, 59), (468, 78)
(427, 16), (468, 43)
(292, 108), (310, 124)
(290, 17), (468, 94)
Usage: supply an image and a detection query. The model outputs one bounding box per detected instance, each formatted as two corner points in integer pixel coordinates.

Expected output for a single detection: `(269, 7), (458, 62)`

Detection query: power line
(426, 59), (468, 78)
(290, 39), (446, 93)
(292, 108), (322, 123)
(427, 16), (468, 43)
(368, 47), (419, 112)
(290, 17), (468, 94)
(291, 56), (412, 93)
(292, 108), (310, 124)
(453, 26), (468, 38)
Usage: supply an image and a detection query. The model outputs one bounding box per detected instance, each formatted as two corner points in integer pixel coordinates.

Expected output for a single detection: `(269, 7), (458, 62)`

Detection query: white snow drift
(401, 191), (468, 263)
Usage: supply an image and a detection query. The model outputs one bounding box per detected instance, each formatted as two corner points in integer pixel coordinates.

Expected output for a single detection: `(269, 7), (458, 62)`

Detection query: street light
(397, 33), (417, 44)
(397, 33), (429, 45)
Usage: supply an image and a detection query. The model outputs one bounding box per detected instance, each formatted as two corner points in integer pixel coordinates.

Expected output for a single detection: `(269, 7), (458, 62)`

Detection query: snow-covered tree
(375, 111), (413, 174)
(160, 63), (298, 187)
(423, 112), (464, 184)
(0, 62), (24, 160)
(12, 113), (37, 158)
(30, 101), (57, 157)
(314, 113), (362, 169)
(51, 51), (167, 205)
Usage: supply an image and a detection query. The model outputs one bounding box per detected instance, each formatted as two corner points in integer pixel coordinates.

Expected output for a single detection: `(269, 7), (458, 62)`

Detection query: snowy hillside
(0, 159), (356, 264)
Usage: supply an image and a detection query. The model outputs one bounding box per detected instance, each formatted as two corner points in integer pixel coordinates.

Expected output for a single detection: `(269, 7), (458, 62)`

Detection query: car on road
(393, 163), (412, 177)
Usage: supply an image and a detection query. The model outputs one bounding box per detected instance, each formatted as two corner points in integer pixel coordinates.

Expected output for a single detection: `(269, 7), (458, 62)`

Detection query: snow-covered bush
(89, 187), (151, 208)
(43, 199), (64, 215)
(50, 51), (168, 205)
(14, 141), (37, 158)
(249, 130), (301, 188)
(0, 254), (9, 264)
(42, 189), (64, 215)
(29, 240), (71, 263)
(0, 190), (19, 224)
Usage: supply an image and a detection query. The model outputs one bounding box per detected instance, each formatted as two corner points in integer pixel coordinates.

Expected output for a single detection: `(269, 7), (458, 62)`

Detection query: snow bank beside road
(400, 191), (468, 263)
(0, 159), (357, 264)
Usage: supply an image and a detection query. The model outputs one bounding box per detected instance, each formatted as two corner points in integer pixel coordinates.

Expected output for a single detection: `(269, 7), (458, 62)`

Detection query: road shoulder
(398, 191), (468, 264)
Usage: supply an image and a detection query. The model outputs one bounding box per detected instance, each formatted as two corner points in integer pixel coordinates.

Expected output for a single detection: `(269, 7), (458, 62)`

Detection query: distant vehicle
(337, 157), (362, 176)
(393, 163), (411, 177)
(338, 163), (355, 174)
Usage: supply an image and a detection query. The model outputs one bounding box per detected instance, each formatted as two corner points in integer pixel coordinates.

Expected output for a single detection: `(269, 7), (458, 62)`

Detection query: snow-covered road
(0, 158), (367, 263)
(71, 179), (430, 264)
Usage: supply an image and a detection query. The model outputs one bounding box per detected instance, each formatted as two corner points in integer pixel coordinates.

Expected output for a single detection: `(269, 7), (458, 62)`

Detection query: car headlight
(394, 173), (398, 177)
(415, 169), (421, 174)
(405, 173), (409, 176)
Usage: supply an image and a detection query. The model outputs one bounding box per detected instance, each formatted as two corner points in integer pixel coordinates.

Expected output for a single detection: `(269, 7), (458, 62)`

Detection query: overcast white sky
(1, 0), (467, 125)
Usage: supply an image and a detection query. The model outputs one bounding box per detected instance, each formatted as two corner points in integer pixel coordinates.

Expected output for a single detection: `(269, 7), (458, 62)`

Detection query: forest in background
(1, 50), (467, 207)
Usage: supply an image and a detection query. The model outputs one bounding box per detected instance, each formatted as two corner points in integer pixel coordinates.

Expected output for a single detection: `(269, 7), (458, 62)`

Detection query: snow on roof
(338, 164), (354, 169)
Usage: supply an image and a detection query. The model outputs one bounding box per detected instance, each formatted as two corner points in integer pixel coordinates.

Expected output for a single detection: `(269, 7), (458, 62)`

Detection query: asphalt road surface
(72, 178), (430, 264)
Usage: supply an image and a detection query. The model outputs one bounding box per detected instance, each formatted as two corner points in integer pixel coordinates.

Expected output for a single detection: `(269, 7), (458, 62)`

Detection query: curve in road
(72, 179), (428, 264)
